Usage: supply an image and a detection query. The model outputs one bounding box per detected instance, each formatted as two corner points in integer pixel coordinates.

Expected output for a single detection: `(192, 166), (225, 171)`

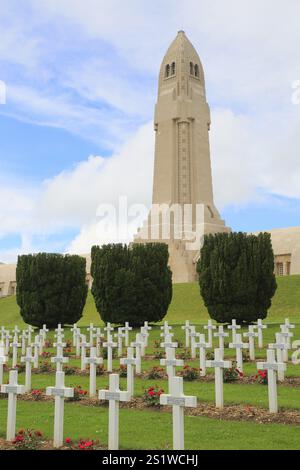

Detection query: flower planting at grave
(68, 385), (88, 401)
(254, 370), (268, 385)
(63, 365), (77, 375)
(223, 364), (244, 383)
(12, 429), (44, 450)
(146, 366), (166, 379)
(37, 361), (53, 373)
(178, 348), (192, 360)
(96, 364), (105, 375)
(31, 389), (44, 401)
(143, 386), (165, 406)
(179, 364), (199, 381)
(63, 347), (72, 357)
(41, 351), (52, 359)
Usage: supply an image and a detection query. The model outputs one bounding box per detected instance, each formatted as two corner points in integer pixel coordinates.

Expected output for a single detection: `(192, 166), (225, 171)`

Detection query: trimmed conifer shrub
(91, 243), (172, 325)
(197, 232), (277, 323)
(16, 253), (88, 328)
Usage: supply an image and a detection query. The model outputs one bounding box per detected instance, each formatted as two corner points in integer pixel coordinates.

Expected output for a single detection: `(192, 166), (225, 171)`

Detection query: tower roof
(158, 31), (205, 90)
(164, 31), (201, 63)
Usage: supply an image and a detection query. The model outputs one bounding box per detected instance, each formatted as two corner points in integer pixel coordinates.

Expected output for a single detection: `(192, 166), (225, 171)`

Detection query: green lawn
(0, 400), (300, 450)
(1, 275), (300, 327)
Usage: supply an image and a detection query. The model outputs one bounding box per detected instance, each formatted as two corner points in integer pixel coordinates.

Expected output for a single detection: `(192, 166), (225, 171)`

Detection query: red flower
(34, 430), (42, 437)
(65, 437), (72, 444)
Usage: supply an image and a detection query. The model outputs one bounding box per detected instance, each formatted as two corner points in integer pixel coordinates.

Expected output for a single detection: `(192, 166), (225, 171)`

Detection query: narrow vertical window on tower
(171, 62), (176, 76)
(194, 64), (199, 77)
(165, 64), (170, 78)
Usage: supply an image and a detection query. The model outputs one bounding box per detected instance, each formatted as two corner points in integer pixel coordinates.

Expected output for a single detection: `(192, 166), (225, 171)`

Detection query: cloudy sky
(1, 0), (300, 262)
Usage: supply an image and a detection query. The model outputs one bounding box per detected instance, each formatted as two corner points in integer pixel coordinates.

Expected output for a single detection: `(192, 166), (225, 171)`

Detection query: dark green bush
(197, 232), (277, 323)
(91, 243), (172, 326)
(16, 253), (88, 328)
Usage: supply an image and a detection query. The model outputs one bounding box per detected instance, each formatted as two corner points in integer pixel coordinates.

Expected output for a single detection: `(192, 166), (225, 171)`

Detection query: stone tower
(135, 31), (230, 282)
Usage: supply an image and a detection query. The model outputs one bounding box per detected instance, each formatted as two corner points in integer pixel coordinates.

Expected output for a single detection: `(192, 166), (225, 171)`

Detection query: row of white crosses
(0, 367), (196, 451)
(0, 324), (50, 374)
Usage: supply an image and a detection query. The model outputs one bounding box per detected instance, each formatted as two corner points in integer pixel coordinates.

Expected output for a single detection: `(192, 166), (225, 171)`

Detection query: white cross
(206, 348), (232, 409)
(130, 334), (143, 374)
(12, 326), (20, 336)
(214, 326), (229, 355)
(105, 323), (114, 342)
(93, 328), (104, 357)
(87, 323), (96, 346)
(161, 321), (171, 335)
(120, 347), (139, 397)
(160, 329), (174, 341)
(10, 335), (21, 368)
(31, 336), (40, 368)
(54, 324), (64, 343)
(21, 346), (34, 391)
(243, 325), (258, 360)
(189, 326), (198, 359)
(194, 333), (210, 376)
(257, 349), (286, 413)
(160, 348), (183, 390)
(26, 326), (34, 345)
(51, 341), (69, 372)
(0, 327), (7, 342)
(121, 322), (132, 347)
(1, 369), (25, 441)
(70, 324), (78, 347)
(160, 376), (197, 450)
(46, 371), (74, 448)
(75, 327), (81, 356)
(40, 324), (49, 347)
(0, 340), (8, 385)
(55, 324), (64, 336)
(181, 320), (192, 348)
(140, 326), (149, 349)
(229, 333), (249, 372)
(99, 374), (130, 450)
(114, 328), (126, 357)
(254, 319), (267, 349)
(143, 321), (152, 333)
(4, 332), (11, 355)
(269, 333), (289, 382)
(80, 334), (91, 371)
(204, 320), (216, 348)
(103, 334), (117, 373)
(54, 339), (66, 357)
(227, 319), (241, 343)
(84, 347), (103, 396)
(283, 318), (295, 331)
(280, 325), (293, 361)
(20, 331), (28, 355)
(37, 333), (44, 354)
(160, 334), (178, 351)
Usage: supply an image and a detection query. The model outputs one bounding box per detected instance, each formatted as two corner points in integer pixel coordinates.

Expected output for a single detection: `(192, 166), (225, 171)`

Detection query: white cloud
(1, 0), (300, 261)
(0, 122), (154, 259)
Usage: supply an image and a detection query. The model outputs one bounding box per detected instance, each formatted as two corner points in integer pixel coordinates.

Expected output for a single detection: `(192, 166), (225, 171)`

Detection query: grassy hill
(0, 275), (299, 327)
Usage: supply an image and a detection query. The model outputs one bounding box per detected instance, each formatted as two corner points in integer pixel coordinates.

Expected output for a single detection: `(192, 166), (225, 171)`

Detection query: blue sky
(0, 0), (300, 262)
